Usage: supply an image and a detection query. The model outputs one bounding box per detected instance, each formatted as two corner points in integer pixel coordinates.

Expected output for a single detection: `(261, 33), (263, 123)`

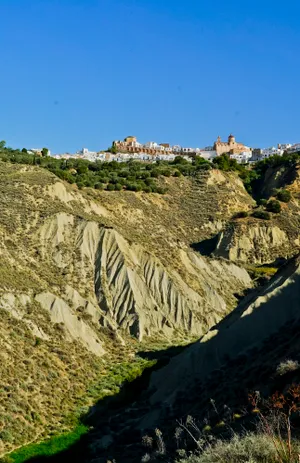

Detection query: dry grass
(176, 432), (300, 463)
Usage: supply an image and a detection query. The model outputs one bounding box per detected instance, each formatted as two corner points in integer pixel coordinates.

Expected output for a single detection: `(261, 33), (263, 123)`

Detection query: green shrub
(266, 199), (281, 213)
(277, 189), (292, 203)
(233, 211), (248, 219)
(106, 183), (115, 191)
(256, 198), (268, 206)
(161, 169), (172, 177)
(197, 163), (211, 171)
(252, 210), (271, 220)
(150, 170), (159, 178)
(173, 170), (182, 177)
(114, 183), (123, 191)
(95, 182), (104, 190)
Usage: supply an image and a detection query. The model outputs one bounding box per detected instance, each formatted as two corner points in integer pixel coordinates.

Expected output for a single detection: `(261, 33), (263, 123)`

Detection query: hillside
(0, 162), (254, 456)
(83, 253), (300, 463)
(205, 162), (300, 264)
(1, 158), (299, 461)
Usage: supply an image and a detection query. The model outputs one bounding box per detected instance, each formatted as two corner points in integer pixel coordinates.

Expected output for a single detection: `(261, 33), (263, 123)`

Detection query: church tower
(228, 134), (236, 145)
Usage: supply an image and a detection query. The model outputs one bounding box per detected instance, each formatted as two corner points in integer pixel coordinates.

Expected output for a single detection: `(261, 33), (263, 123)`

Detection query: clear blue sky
(1, 0), (299, 153)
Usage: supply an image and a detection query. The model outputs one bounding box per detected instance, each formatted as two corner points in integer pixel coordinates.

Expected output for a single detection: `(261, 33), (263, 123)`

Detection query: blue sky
(1, 0), (299, 153)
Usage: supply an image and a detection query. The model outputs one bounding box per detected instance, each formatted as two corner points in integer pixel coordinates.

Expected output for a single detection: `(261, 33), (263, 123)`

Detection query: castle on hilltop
(214, 134), (251, 156)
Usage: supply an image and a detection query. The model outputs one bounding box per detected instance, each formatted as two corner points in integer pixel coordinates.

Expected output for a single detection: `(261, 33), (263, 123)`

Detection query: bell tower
(228, 134), (236, 145)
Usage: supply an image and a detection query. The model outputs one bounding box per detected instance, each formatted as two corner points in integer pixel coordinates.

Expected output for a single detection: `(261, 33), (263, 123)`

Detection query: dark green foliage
(213, 154), (240, 172)
(107, 145), (117, 154)
(266, 199), (281, 213)
(106, 183), (115, 191)
(257, 198), (268, 206)
(277, 189), (292, 203)
(172, 155), (189, 165)
(252, 210), (271, 220)
(41, 147), (49, 157)
(173, 170), (182, 177)
(233, 211), (248, 219)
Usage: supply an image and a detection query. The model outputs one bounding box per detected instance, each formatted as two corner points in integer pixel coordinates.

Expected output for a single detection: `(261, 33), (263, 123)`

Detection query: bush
(275, 359), (300, 376)
(161, 169), (172, 177)
(126, 183), (138, 191)
(95, 182), (104, 190)
(114, 183), (123, 191)
(173, 170), (182, 177)
(150, 170), (160, 178)
(176, 432), (293, 463)
(256, 198), (268, 206)
(266, 200), (281, 213)
(252, 210), (271, 220)
(197, 163), (211, 171)
(106, 183), (115, 191)
(233, 211), (248, 219)
(277, 189), (292, 203)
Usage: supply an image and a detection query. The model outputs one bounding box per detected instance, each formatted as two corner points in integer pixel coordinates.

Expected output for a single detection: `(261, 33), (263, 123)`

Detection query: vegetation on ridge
(0, 141), (211, 194)
(0, 139), (298, 201)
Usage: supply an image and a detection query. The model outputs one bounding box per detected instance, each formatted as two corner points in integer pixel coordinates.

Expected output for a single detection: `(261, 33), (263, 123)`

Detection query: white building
(197, 150), (217, 161)
(278, 143), (292, 151)
(287, 143), (300, 154)
(260, 147), (284, 159)
(172, 145), (182, 153)
(230, 151), (253, 164)
(182, 147), (195, 153)
(145, 141), (159, 149)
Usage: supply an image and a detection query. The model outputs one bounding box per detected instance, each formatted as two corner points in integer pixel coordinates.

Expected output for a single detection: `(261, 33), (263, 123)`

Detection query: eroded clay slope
(141, 254), (300, 428)
(35, 213), (252, 341)
(94, 228), (252, 340)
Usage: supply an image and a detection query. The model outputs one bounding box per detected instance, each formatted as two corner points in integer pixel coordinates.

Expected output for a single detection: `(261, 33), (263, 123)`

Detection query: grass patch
(3, 424), (88, 463)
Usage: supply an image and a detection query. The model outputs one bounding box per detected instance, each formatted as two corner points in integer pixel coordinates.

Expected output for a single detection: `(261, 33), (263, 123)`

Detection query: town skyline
(33, 133), (299, 156)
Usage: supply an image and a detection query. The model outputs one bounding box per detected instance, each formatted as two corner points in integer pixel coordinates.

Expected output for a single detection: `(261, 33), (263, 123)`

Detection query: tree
(108, 145), (117, 154)
(41, 147), (49, 157)
(277, 189), (292, 203)
(21, 148), (28, 153)
(0, 140), (6, 150)
(252, 210), (271, 220)
(266, 200), (281, 213)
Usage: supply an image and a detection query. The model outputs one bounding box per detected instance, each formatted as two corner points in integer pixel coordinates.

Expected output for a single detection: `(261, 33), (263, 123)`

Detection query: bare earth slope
(212, 163), (300, 264)
(0, 162), (254, 454)
(140, 253), (300, 430)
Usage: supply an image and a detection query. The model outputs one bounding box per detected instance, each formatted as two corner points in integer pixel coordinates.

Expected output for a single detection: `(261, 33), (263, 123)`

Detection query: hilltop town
(50, 134), (300, 164)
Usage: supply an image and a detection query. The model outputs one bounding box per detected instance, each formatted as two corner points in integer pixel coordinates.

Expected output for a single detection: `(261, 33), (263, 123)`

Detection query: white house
(230, 151), (252, 164)
(197, 150), (217, 160)
(287, 143), (300, 153)
(172, 145), (182, 153)
(278, 143), (292, 151)
(260, 147), (284, 158)
(145, 141), (159, 149)
(182, 147), (195, 153)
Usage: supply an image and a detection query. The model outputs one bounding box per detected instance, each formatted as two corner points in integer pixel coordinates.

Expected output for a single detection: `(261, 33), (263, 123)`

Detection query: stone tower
(228, 134), (236, 144)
